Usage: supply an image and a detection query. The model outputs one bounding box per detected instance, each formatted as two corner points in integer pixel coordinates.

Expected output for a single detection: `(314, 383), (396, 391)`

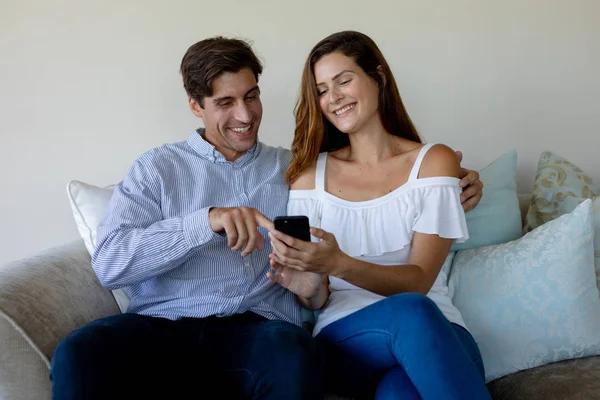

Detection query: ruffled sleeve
(412, 178), (469, 242)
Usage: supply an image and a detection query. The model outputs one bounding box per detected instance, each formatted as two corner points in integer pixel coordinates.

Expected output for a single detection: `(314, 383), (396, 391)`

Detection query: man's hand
(456, 151), (484, 212)
(266, 261), (325, 299)
(209, 207), (274, 256)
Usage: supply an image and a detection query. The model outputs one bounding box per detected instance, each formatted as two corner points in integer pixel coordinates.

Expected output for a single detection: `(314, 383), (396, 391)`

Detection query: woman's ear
(377, 65), (387, 87)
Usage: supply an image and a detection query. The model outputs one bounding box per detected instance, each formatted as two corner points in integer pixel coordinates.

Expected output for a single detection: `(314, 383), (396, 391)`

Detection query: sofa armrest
(0, 240), (120, 365)
(0, 316), (53, 400)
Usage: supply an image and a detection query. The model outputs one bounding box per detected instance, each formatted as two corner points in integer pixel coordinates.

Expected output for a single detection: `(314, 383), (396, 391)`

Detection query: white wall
(1, 0), (599, 264)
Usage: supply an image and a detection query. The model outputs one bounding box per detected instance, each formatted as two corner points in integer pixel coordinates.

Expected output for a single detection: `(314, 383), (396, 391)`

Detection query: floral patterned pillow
(524, 152), (600, 289)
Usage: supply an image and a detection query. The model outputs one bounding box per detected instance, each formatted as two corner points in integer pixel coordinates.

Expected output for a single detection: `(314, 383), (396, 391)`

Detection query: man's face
(189, 68), (263, 161)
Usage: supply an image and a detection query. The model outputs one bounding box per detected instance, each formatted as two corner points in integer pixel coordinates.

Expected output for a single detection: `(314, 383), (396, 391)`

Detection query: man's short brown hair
(180, 37), (263, 108)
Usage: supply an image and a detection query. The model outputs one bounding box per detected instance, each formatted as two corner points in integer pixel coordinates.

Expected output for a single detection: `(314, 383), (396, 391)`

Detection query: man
(50, 37), (483, 399)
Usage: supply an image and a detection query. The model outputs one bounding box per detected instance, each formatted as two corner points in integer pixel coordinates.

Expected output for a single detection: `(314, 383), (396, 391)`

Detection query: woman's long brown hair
(287, 31), (422, 184)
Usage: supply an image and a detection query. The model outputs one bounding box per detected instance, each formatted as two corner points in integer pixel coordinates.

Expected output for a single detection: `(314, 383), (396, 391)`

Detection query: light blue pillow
(523, 151), (600, 291)
(451, 150), (522, 252)
(449, 200), (600, 382)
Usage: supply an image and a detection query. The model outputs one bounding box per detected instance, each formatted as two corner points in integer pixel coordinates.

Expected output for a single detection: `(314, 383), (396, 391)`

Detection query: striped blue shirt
(92, 130), (301, 326)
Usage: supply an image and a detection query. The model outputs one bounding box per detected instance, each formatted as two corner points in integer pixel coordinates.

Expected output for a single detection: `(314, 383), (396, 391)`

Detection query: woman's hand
(269, 228), (345, 275)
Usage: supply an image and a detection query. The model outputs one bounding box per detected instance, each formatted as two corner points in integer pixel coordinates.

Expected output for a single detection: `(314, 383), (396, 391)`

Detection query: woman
(267, 31), (491, 399)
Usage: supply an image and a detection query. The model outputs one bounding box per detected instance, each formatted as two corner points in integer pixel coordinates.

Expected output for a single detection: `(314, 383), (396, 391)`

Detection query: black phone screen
(274, 216), (311, 242)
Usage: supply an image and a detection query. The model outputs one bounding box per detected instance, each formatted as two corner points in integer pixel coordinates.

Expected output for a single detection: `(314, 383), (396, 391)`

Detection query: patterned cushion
(524, 151), (600, 290)
(449, 200), (600, 382)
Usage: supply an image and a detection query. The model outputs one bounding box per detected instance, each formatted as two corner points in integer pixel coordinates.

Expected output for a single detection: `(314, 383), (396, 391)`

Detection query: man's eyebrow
(316, 70), (354, 86)
(213, 86), (260, 104)
(245, 86), (260, 96)
(213, 96), (233, 104)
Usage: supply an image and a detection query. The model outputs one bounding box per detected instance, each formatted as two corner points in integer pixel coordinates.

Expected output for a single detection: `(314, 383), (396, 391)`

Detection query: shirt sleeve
(92, 158), (221, 289)
(412, 182), (469, 242)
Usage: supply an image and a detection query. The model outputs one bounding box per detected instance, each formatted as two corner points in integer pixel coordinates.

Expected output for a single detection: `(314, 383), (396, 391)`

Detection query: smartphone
(274, 216), (311, 242)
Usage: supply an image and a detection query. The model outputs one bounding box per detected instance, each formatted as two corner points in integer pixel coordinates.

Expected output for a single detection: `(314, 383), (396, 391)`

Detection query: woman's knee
(384, 293), (441, 321)
(375, 293), (451, 338)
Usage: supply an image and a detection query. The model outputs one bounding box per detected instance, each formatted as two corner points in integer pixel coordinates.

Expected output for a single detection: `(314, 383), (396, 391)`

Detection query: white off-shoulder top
(287, 143), (470, 336)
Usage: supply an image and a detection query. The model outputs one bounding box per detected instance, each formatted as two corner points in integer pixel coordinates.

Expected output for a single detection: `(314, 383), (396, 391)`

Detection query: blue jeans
(51, 312), (323, 400)
(316, 293), (491, 400)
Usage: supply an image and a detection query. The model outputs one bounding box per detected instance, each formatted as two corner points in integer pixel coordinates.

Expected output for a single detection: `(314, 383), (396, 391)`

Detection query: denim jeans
(50, 312), (324, 400)
(316, 293), (491, 400)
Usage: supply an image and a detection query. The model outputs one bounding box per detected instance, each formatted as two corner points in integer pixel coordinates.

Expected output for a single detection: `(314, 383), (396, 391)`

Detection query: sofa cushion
(449, 200), (600, 382)
(66, 181), (114, 255)
(449, 150), (521, 252)
(487, 356), (600, 400)
(66, 180), (129, 312)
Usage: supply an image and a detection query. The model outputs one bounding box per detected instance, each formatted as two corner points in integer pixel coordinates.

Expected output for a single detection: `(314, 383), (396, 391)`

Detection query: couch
(2, 195), (600, 400)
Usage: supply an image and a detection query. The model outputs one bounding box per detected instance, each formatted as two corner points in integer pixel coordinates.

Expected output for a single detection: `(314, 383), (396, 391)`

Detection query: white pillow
(66, 180), (129, 312)
(449, 199), (600, 382)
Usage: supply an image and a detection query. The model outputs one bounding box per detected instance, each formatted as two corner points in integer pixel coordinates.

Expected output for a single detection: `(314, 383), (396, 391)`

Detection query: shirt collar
(187, 128), (259, 165)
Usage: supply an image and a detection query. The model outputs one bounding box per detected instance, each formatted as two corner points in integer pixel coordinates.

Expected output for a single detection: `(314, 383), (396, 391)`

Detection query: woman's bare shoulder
(419, 144), (461, 179)
(290, 159), (318, 190)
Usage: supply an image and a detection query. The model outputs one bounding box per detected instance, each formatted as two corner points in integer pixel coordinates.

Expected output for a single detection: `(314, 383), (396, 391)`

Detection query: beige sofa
(2, 196), (600, 400)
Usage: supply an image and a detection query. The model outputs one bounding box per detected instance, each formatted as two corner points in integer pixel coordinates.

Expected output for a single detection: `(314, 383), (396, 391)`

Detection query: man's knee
(51, 314), (163, 400)
(52, 328), (89, 368)
(51, 313), (149, 372)
(53, 320), (109, 368)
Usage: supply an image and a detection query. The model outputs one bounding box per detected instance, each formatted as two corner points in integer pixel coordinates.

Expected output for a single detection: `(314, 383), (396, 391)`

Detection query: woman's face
(314, 52), (381, 135)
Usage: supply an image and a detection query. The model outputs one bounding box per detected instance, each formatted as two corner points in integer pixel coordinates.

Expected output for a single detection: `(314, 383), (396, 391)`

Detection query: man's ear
(188, 96), (204, 118)
(377, 65), (387, 87)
